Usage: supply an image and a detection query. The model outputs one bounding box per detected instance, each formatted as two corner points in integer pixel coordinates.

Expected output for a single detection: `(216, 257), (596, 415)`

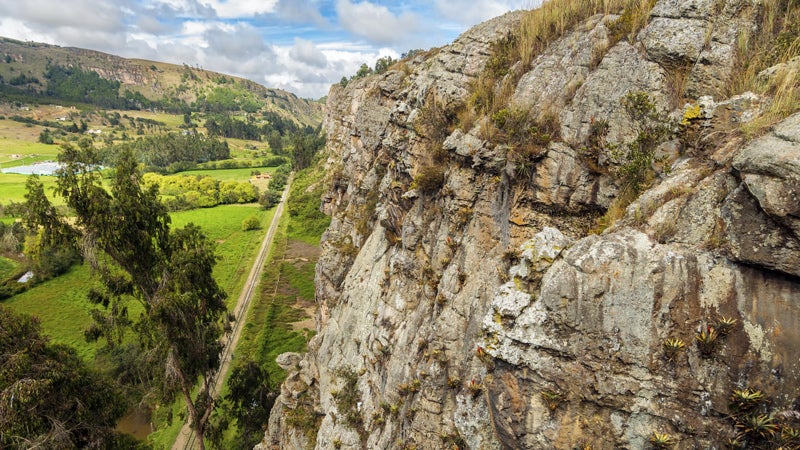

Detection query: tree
(354, 63), (373, 79)
(258, 188), (281, 209)
(23, 175), (82, 279)
(220, 362), (277, 448)
(241, 215), (261, 231)
(38, 128), (54, 144)
(290, 127), (325, 171)
(374, 56), (395, 74)
(0, 306), (129, 449)
(51, 141), (228, 450)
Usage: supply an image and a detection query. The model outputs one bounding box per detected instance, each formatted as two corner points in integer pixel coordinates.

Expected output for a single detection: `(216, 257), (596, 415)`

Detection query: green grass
(2, 204), (273, 363)
(178, 166), (277, 181)
(146, 399), (189, 450)
(2, 265), (106, 361)
(0, 255), (19, 280)
(0, 120), (60, 166)
(0, 173), (60, 204)
(118, 110), (184, 128)
(238, 223), (315, 382)
(171, 204), (274, 302)
(286, 163), (330, 245)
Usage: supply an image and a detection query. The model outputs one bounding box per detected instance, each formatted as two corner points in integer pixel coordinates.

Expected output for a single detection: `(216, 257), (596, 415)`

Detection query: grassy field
(0, 172), (61, 204)
(2, 265), (106, 361)
(179, 165), (277, 181)
(117, 110), (184, 128)
(2, 203), (273, 364)
(171, 204), (274, 303)
(0, 255), (18, 280)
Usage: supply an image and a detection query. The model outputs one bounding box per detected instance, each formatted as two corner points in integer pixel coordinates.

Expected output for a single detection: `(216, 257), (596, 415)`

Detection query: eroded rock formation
(259, 1), (800, 448)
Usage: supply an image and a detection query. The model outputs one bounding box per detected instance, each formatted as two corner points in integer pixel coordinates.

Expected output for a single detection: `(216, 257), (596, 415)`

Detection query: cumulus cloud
(135, 16), (173, 35)
(204, 23), (271, 58)
(335, 0), (422, 46)
(274, 0), (327, 26)
(434, 0), (538, 27)
(205, 0), (278, 19)
(289, 38), (328, 68)
(142, 0), (276, 19)
(0, 0), (125, 32)
(142, 0), (217, 20)
(0, 0), (533, 98)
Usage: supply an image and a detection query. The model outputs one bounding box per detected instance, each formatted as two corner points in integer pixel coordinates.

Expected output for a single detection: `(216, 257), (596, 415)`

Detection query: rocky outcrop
(260, 1), (800, 449)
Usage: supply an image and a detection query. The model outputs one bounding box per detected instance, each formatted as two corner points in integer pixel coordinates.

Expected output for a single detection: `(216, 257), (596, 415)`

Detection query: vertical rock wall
(260, 1), (800, 448)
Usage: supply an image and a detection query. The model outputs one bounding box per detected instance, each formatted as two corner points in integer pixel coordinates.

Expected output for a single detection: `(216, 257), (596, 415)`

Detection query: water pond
(1, 161), (63, 175)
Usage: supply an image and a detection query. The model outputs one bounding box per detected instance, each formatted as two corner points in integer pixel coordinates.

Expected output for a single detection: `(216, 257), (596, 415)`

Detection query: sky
(0, 0), (541, 99)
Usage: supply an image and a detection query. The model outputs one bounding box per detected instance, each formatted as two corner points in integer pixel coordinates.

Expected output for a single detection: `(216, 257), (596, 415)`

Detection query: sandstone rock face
(260, 2), (800, 449)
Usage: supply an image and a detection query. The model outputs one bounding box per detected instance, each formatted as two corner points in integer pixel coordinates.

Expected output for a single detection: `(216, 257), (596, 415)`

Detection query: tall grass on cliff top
(731, 0), (800, 132)
(517, 0), (653, 67)
(470, 0), (656, 118)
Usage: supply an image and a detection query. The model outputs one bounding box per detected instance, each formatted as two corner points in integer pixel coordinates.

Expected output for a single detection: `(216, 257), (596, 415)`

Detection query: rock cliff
(260, 1), (800, 448)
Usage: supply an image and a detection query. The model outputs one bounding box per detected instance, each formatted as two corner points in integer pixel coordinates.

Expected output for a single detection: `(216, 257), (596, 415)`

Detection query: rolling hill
(0, 36), (322, 126)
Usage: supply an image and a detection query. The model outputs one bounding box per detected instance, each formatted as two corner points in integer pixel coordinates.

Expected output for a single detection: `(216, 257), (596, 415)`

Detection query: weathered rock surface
(260, 1), (800, 449)
(734, 112), (800, 239)
(559, 41), (667, 146)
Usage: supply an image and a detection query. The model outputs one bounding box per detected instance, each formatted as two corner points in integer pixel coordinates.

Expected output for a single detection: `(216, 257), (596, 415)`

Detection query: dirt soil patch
(286, 239), (320, 260)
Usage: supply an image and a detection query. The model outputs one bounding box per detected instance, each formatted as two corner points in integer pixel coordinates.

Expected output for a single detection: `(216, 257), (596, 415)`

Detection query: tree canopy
(22, 140), (230, 449)
(0, 307), (130, 449)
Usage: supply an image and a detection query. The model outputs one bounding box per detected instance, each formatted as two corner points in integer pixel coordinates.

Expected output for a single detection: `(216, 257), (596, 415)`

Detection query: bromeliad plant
(695, 326), (720, 357)
(736, 414), (778, 441)
(540, 389), (565, 412)
(662, 338), (686, 360)
(715, 316), (738, 337)
(729, 388), (766, 414)
(648, 432), (675, 449)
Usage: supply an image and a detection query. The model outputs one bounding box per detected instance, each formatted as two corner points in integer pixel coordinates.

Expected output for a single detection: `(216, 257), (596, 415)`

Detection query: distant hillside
(0, 36), (322, 126)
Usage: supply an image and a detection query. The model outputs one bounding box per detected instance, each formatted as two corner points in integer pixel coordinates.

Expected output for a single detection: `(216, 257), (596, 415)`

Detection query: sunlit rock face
(259, 1), (800, 448)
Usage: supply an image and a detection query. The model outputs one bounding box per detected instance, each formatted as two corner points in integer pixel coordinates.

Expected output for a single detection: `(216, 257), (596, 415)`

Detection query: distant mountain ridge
(0, 36), (322, 126)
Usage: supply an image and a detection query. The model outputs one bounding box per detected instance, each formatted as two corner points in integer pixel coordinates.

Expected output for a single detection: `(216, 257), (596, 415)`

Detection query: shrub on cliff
(413, 165), (445, 195)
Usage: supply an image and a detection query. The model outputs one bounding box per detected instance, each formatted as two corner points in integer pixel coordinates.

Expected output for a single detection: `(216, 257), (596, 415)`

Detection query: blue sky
(0, 0), (540, 98)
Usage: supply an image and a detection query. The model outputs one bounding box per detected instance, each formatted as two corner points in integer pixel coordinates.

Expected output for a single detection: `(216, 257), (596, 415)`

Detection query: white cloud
(0, 0), (125, 32)
(141, 0), (277, 19)
(136, 16), (172, 35)
(335, 0), (422, 46)
(289, 38), (328, 68)
(0, 0), (537, 99)
(275, 0), (327, 26)
(205, 0), (278, 19)
(434, 0), (538, 27)
(204, 22), (270, 58)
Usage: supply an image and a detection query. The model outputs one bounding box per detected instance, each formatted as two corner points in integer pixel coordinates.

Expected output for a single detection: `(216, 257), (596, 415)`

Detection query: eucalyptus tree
(0, 307), (130, 449)
(27, 139), (229, 449)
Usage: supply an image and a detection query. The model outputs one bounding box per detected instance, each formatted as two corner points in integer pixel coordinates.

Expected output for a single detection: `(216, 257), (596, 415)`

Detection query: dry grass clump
(730, 0), (800, 133)
(467, 0), (657, 122)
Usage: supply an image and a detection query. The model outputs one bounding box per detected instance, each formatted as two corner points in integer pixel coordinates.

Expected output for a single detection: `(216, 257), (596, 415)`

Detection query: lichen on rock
(259, 1), (800, 449)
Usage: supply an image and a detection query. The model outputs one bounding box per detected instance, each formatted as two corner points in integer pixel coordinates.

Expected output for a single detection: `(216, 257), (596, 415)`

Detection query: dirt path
(172, 176), (292, 450)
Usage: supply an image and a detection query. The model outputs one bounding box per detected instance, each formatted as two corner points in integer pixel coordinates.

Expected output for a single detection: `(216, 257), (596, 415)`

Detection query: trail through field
(172, 175), (292, 450)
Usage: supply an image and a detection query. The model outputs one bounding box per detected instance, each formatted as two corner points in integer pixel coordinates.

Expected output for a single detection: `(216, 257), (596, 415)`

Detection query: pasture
(2, 203), (274, 363)
(179, 165), (277, 181)
(0, 255), (18, 280)
(0, 172), (60, 204)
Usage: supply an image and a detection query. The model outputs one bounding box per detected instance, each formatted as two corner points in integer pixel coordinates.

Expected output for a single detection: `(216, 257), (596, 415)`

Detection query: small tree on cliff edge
(29, 139), (228, 450)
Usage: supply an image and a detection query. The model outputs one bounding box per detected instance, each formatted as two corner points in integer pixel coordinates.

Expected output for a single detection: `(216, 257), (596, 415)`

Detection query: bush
(259, 188), (282, 209)
(612, 91), (673, 197)
(241, 215), (261, 231)
(413, 165), (445, 195)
